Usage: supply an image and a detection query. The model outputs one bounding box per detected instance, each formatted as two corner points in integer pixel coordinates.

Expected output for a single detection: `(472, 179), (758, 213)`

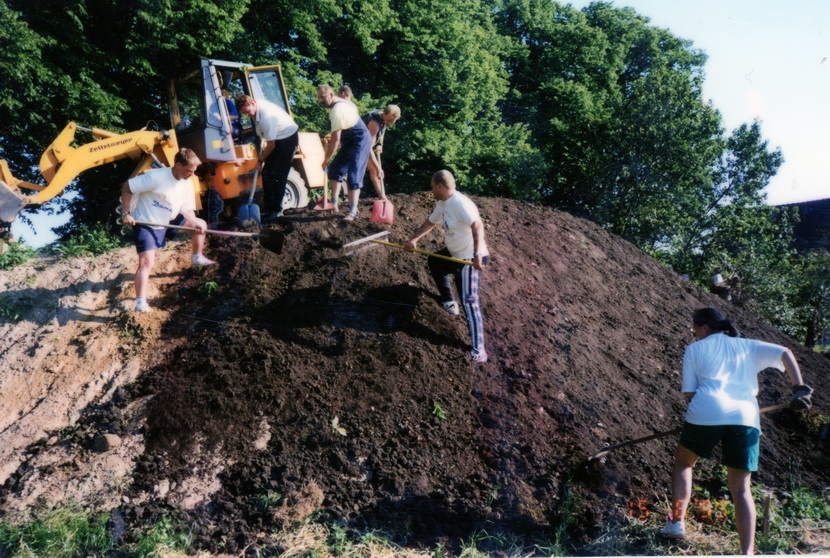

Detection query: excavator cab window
(169, 70), (206, 133)
(168, 61), (239, 163)
(245, 66), (292, 116)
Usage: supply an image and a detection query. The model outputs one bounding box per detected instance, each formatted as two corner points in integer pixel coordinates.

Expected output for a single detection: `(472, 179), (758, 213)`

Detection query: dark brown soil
(3, 194), (829, 554)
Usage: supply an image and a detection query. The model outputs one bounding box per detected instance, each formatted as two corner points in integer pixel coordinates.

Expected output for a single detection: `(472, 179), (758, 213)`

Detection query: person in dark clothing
(236, 95), (299, 221)
(362, 105), (400, 199)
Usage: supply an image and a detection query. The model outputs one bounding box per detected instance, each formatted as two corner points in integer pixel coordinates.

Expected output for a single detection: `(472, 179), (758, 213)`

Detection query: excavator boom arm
(0, 122), (179, 222)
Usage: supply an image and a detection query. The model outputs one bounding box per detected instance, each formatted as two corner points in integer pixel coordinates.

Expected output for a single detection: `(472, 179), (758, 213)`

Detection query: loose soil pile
(1, 194), (828, 555)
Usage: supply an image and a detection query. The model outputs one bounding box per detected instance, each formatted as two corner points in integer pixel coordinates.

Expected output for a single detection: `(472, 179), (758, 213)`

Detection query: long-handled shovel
(586, 401), (790, 464)
(132, 220), (284, 254)
(344, 234), (474, 265)
(238, 146), (262, 227)
(371, 240), (473, 266)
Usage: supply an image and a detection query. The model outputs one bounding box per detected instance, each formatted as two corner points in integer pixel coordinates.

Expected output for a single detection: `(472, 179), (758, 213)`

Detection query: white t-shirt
(129, 168), (197, 228)
(256, 99), (298, 141)
(329, 99), (360, 132)
(428, 192), (488, 260)
(682, 333), (786, 430)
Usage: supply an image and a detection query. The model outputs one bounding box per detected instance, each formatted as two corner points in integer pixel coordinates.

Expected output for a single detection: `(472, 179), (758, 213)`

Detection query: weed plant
(0, 241), (37, 270)
(54, 224), (123, 259)
(198, 280), (220, 297)
(0, 294), (34, 322)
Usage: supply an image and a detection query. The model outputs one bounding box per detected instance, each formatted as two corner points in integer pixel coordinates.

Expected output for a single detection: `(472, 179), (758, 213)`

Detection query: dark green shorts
(679, 422), (760, 472)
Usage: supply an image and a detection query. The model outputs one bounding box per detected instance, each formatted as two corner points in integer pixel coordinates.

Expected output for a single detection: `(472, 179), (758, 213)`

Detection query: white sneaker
(135, 301), (152, 313)
(443, 301), (460, 315)
(192, 254), (216, 266)
(470, 348), (488, 363)
(659, 519), (686, 539)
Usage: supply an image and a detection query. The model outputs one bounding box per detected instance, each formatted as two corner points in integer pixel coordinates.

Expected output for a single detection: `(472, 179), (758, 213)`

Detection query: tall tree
(497, 0), (724, 246)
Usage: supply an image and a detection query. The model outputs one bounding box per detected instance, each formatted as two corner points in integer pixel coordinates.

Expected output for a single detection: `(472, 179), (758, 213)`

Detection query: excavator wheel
(283, 169), (309, 210)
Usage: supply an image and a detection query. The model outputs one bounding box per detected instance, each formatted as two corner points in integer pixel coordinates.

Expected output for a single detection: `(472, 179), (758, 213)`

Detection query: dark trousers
(262, 131), (299, 212)
(427, 248), (488, 352)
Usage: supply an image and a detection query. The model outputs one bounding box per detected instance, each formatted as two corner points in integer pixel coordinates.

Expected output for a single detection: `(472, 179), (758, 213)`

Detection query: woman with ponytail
(660, 307), (813, 554)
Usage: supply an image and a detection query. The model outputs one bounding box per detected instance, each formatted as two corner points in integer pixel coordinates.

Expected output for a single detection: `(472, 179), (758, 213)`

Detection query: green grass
(0, 505), (113, 558)
(1, 485), (826, 557)
(0, 241), (37, 270)
(53, 224), (123, 259)
(129, 514), (193, 558)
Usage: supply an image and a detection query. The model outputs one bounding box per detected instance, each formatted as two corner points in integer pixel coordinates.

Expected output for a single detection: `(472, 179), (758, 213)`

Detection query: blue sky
(11, 0), (829, 247)
(568, 0), (830, 206)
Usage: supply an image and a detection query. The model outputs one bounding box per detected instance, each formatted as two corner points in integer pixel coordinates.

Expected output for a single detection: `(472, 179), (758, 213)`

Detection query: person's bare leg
(330, 180), (342, 210)
(135, 250), (155, 300)
(190, 232), (205, 257)
(670, 445), (699, 522)
(347, 188), (360, 216)
(728, 468), (756, 555)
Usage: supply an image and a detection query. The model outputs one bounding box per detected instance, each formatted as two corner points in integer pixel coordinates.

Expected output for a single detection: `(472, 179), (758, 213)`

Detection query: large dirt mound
(1, 194), (828, 554)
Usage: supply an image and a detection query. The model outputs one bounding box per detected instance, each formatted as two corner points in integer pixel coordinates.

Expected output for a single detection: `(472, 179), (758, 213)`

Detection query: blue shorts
(133, 214), (185, 254)
(679, 422), (760, 471)
(327, 121), (372, 190)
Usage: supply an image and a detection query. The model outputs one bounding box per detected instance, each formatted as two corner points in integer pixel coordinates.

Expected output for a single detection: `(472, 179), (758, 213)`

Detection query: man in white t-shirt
(405, 170), (490, 362)
(316, 84), (372, 221)
(236, 95), (299, 221)
(120, 148), (213, 312)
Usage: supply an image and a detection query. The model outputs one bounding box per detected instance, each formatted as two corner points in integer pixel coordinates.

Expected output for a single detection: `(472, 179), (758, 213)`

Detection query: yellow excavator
(0, 59), (325, 230)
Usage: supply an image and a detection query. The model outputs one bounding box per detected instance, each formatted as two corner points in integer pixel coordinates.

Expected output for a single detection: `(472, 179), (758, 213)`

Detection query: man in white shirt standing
(120, 148), (213, 312)
(405, 170), (490, 362)
(316, 84), (372, 221)
(236, 95), (299, 221)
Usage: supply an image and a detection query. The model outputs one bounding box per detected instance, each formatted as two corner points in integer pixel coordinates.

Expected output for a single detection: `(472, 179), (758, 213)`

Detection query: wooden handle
(371, 240), (473, 266)
(132, 220), (263, 239)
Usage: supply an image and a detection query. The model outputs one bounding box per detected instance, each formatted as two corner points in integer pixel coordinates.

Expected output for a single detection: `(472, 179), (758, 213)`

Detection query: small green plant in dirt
(550, 471), (579, 556)
(118, 318), (144, 342)
(0, 504), (113, 557)
(253, 490), (282, 511)
(198, 280), (220, 297)
(799, 409), (830, 436)
(0, 241), (37, 270)
(0, 295), (34, 322)
(54, 224), (122, 259)
(432, 401), (447, 421)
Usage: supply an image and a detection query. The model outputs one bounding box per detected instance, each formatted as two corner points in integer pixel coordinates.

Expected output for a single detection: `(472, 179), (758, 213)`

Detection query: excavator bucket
(0, 181), (26, 222)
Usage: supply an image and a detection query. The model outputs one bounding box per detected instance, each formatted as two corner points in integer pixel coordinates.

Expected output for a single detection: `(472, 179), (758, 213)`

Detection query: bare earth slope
(0, 194), (827, 554)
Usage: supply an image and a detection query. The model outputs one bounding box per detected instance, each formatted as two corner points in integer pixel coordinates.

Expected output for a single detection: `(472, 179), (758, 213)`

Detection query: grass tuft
(54, 224), (123, 259)
(0, 241), (37, 270)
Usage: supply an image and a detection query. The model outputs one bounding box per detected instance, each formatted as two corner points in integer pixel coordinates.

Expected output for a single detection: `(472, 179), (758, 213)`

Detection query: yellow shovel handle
(370, 239), (473, 266)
